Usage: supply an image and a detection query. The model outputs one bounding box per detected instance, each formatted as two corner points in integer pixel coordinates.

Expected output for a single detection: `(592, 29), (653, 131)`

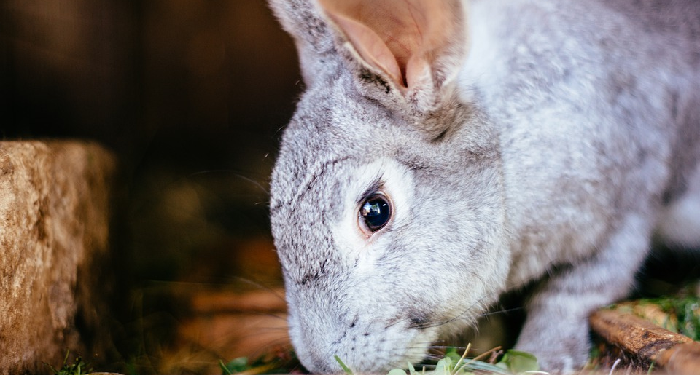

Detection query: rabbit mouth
(296, 318), (438, 373)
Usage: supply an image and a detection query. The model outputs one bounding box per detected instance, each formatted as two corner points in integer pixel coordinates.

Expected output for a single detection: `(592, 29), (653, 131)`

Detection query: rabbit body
(269, 0), (700, 372)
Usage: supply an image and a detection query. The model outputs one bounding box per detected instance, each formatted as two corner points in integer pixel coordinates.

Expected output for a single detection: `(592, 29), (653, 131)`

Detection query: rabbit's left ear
(318, 0), (469, 110)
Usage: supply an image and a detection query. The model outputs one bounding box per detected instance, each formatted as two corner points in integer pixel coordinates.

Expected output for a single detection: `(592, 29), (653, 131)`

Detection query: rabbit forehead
(270, 85), (408, 205)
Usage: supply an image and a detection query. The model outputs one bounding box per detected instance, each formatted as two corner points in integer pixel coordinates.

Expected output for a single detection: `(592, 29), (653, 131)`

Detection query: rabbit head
(269, 0), (510, 372)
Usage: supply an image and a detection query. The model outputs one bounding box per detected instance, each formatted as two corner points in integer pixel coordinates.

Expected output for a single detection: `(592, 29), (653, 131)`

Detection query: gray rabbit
(268, 0), (700, 372)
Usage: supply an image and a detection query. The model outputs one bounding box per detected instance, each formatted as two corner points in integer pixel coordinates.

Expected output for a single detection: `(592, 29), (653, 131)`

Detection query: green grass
(386, 347), (539, 375)
(45, 351), (92, 375)
(221, 346), (540, 375)
(219, 348), (302, 375)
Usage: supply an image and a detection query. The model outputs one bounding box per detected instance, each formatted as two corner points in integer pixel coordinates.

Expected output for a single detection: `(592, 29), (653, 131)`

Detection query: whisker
(233, 277), (287, 303)
(479, 306), (523, 317)
(187, 169), (270, 195)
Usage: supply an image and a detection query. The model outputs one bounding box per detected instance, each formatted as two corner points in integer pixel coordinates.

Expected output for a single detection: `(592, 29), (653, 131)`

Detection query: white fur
(268, 0), (700, 372)
(657, 165), (700, 248)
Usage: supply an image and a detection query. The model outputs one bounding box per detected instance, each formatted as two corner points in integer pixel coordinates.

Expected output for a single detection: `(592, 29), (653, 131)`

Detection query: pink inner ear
(326, 14), (404, 87)
(318, 0), (457, 90)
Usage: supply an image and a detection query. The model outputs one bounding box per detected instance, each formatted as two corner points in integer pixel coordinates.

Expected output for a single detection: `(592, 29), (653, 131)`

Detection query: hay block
(0, 141), (115, 374)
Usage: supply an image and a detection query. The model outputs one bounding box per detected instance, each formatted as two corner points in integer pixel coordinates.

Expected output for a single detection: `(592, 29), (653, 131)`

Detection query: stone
(0, 141), (115, 374)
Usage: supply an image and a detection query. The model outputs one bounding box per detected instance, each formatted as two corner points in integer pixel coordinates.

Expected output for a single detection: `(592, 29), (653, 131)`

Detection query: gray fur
(268, 0), (700, 372)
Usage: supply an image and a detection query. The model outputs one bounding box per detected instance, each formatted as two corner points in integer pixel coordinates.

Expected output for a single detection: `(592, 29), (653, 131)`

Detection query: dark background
(1, 0), (302, 372)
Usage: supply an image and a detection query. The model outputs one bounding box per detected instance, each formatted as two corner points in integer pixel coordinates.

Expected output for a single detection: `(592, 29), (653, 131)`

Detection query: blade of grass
(335, 355), (354, 375)
(452, 343), (472, 373)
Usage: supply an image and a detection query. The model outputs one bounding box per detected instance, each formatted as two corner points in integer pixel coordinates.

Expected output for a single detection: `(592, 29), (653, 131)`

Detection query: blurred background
(1, 0), (303, 373)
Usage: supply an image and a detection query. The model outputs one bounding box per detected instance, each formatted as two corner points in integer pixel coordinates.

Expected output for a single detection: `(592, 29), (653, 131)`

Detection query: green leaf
(434, 358), (452, 375)
(389, 369), (407, 375)
(444, 347), (462, 365)
(461, 361), (509, 375)
(499, 350), (539, 373)
(220, 357), (249, 374)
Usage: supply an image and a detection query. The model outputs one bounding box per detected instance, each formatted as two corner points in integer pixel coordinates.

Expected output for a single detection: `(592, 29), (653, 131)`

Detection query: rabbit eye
(359, 194), (392, 233)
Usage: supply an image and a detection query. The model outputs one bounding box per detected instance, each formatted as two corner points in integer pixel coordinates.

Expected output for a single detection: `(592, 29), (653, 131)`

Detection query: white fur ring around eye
(358, 193), (392, 234)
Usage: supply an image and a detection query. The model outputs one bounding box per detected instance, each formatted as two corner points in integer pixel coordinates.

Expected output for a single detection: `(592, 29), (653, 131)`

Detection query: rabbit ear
(268, 0), (334, 55)
(268, 0), (339, 86)
(317, 0), (469, 110)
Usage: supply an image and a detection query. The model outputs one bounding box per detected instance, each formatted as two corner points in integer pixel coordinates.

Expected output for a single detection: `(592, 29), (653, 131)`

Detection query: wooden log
(0, 141), (115, 374)
(590, 309), (700, 374)
(656, 341), (700, 375)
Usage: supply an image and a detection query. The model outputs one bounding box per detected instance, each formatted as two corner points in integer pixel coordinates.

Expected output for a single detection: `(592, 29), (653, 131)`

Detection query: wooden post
(0, 141), (115, 374)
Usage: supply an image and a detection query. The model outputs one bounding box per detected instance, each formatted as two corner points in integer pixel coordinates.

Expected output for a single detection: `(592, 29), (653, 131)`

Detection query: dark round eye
(359, 194), (392, 233)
